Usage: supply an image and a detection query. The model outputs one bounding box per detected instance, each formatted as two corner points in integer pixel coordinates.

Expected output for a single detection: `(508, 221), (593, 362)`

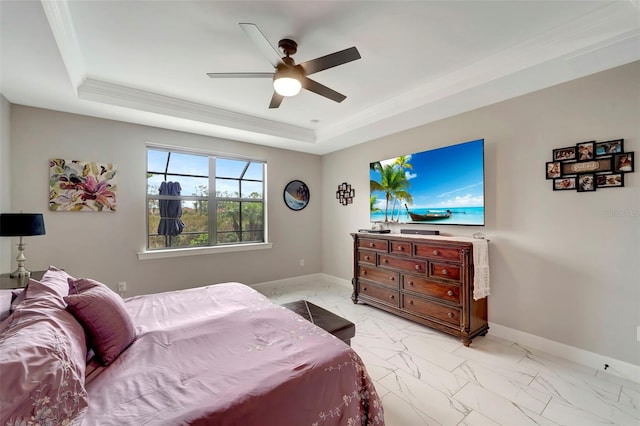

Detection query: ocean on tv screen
(371, 207), (484, 226)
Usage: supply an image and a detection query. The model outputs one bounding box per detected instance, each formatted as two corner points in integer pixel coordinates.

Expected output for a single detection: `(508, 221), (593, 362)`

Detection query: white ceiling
(1, 1), (639, 155)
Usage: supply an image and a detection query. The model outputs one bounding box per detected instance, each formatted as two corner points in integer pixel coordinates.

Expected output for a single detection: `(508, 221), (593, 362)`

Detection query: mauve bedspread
(83, 283), (384, 425)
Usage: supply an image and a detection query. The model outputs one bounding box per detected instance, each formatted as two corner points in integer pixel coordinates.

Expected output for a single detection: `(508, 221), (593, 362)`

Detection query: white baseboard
(250, 273), (326, 290)
(317, 273), (353, 289)
(489, 322), (640, 384)
(255, 273), (640, 384)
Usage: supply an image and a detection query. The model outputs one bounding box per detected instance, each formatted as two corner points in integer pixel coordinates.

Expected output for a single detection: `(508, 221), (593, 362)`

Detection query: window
(146, 147), (265, 250)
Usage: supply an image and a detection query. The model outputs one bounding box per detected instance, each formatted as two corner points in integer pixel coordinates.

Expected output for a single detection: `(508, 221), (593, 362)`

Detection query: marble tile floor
(256, 277), (640, 426)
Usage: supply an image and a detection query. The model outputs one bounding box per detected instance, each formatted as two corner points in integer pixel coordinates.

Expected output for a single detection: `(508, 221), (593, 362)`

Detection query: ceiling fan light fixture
(273, 65), (302, 97)
(273, 77), (301, 96)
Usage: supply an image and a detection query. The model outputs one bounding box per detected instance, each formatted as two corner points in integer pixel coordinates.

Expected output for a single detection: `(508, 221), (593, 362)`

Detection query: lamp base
(10, 267), (31, 279)
(11, 239), (31, 278)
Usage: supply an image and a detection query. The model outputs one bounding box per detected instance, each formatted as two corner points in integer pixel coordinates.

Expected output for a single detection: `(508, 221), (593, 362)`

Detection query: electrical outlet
(118, 281), (127, 293)
(300, 259), (305, 267)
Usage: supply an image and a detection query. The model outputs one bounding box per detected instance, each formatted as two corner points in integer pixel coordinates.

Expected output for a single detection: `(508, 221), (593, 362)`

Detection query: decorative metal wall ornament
(336, 182), (355, 205)
(546, 139), (633, 192)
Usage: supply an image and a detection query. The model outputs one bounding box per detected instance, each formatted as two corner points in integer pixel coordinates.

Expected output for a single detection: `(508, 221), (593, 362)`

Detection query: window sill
(137, 242), (273, 260)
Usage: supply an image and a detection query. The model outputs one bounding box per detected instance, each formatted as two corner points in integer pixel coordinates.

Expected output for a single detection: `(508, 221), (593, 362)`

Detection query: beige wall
(5, 62), (639, 367)
(7, 108), (322, 294)
(321, 61), (640, 366)
(0, 95), (11, 272)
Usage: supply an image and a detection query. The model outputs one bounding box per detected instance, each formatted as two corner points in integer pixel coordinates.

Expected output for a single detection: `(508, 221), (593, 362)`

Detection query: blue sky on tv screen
(370, 139), (484, 210)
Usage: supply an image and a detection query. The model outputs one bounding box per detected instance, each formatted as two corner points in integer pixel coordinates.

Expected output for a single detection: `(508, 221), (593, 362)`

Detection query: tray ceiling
(1, 1), (639, 154)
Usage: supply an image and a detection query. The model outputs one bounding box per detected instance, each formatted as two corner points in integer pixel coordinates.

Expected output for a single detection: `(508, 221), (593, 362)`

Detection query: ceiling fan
(207, 23), (361, 109)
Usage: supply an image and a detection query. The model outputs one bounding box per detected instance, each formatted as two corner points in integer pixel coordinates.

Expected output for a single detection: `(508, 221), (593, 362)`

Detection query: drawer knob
(365, 256), (370, 261)
(389, 295), (395, 299)
(408, 281), (414, 286)
(390, 276), (395, 281)
(433, 249), (439, 255)
(363, 287), (367, 291)
(447, 290), (454, 296)
(399, 246), (404, 251)
(409, 300), (414, 305)
(414, 264), (421, 270)
(369, 243), (375, 247)
(362, 270), (367, 275)
(442, 268), (449, 275)
(448, 312), (454, 318)
(383, 259), (388, 264)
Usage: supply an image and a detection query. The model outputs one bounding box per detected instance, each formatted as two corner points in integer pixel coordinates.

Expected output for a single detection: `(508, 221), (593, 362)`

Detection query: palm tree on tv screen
(370, 159), (412, 223)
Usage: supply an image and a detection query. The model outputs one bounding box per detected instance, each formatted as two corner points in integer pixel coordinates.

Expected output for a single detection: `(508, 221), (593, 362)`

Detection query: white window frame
(138, 144), (271, 260)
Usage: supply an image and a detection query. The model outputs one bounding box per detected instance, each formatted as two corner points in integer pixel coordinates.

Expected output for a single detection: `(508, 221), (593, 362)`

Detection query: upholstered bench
(282, 300), (356, 346)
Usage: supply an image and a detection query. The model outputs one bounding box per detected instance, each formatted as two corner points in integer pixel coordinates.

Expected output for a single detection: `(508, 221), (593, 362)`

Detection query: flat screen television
(370, 138), (485, 226)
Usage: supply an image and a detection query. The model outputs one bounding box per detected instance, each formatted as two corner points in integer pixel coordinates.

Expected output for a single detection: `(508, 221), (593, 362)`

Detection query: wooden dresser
(351, 232), (488, 346)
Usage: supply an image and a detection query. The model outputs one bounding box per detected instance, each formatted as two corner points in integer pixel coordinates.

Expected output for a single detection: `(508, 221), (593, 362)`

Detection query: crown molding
(316, 2), (640, 144)
(42, 0), (315, 144)
(41, 0), (639, 153)
(78, 78), (316, 143)
(40, 0), (85, 91)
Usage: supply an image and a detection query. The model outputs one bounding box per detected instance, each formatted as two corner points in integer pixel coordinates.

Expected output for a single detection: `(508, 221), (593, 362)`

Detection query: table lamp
(0, 213), (46, 278)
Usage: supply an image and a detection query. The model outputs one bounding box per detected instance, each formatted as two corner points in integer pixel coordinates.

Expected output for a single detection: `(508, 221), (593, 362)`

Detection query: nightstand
(0, 270), (46, 289)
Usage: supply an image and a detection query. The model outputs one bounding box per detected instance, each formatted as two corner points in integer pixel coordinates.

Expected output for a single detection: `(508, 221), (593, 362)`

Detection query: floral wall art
(49, 158), (117, 211)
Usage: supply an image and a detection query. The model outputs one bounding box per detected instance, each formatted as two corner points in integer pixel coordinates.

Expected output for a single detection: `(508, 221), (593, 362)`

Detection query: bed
(0, 267), (384, 425)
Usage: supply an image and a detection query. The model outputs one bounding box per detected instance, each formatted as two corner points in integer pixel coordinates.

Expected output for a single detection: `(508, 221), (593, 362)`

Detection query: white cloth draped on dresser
(471, 239), (490, 300)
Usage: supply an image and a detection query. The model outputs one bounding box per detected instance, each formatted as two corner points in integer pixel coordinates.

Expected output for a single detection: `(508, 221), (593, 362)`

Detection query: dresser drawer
(429, 262), (461, 282)
(358, 250), (376, 264)
(360, 283), (400, 307)
(390, 241), (412, 257)
(402, 275), (460, 304)
(358, 238), (389, 252)
(414, 244), (463, 263)
(402, 295), (461, 326)
(358, 265), (399, 288)
(379, 254), (426, 274)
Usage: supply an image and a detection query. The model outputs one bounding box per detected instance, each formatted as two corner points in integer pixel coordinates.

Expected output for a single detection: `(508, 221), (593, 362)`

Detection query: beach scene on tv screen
(370, 139), (485, 226)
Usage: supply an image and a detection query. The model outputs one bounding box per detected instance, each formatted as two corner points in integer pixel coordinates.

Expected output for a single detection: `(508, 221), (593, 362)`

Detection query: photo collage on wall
(546, 139), (634, 192)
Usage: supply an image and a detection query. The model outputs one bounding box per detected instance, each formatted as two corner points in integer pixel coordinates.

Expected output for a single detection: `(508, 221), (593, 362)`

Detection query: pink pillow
(0, 290), (13, 322)
(39, 265), (75, 299)
(64, 278), (137, 365)
(0, 281), (88, 424)
(10, 288), (26, 312)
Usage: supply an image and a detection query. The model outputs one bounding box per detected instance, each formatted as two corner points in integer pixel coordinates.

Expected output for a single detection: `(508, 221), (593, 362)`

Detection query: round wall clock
(283, 180), (310, 211)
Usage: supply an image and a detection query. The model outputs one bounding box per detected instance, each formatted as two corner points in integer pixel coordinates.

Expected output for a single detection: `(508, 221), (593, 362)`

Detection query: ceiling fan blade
(301, 77), (347, 103)
(239, 23), (283, 68)
(299, 46), (361, 76)
(207, 72), (274, 78)
(269, 92), (284, 109)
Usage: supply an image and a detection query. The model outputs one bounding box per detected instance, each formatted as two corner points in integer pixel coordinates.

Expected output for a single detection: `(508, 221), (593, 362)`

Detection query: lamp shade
(0, 213), (46, 237)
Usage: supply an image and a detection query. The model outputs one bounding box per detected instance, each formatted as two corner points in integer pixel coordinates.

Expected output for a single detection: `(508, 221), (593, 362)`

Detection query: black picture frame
(546, 161), (561, 179)
(595, 139), (624, 157)
(577, 174), (596, 192)
(553, 146), (576, 161)
(549, 139), (634, 193)
(613, 152), (634, 173)
(336, 182), (355, 206)
(553, 177), (576, 191)
(283, 180), (310, 211)
(596, 173), (624, 188)
(576, 141), (595, 161)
